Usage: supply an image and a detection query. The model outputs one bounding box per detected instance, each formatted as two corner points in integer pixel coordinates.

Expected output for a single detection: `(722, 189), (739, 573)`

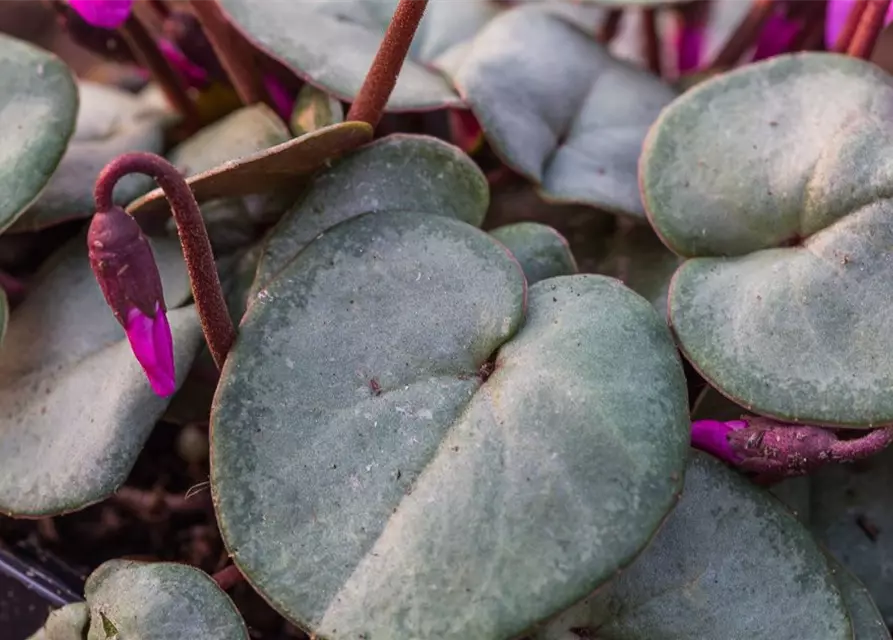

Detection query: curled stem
(188, 0), (270, 108)
(95, 152), (235, 370)
(847, 0), (892, 59)
(119, 12), (200, 129)
(346, 0), (429, 128)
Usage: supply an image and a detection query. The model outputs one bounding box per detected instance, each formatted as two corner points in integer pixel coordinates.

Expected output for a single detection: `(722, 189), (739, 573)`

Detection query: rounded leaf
(490, 222), (578, 285)
(252, 134), (488, 294)
(28, 603), (88, 640)
(84, 560), (247, 639)
(217, 0), (498, 110)
(0, 33), (78, 233)
(827, 555), (891, 640)
(535, 452), (851, 640)
(10, 81), (166, 232)
(811, 444), (893, 627)
(212, 211), (689, 638)
(642, 54), (893, 426)
(454, 4), (676, 219)
(0, 235), (201, 516)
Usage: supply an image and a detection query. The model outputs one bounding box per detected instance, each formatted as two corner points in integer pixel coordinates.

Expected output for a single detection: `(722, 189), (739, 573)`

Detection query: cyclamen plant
(2, 0), (893, 638)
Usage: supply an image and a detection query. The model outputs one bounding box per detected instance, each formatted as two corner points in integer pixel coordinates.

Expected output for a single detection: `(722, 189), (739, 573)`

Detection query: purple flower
(675, 25), (704, 74)
(125, 303), (176, 396)
(691, 419), (747, 463)
(87, 206), (176, 397)
(826, 0), (893, 47)
(753, 13), (801, 61)
(263, 75), (296, 122)
(68, 0), (133, 29)
(158, 39), (210, 88)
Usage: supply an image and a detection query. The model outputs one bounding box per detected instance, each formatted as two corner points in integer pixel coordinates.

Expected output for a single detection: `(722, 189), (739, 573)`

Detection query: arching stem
(346, 0), (429, 128)
(847, 0), (892, 59)
(94, 152), (235, 370)
(119, 12), (200, 130)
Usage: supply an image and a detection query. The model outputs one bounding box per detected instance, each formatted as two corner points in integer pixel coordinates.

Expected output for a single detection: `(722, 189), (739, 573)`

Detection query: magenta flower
(691, 419), (747, 463)
(826, 0), (893, 47)
(675, 25), (704, 74)
(263, 75), (296, 122)
(158, 39), (210, 88)
(87, 206), (176, 397)
(68, 0), (133, 29)
(753, 13), (801, 61)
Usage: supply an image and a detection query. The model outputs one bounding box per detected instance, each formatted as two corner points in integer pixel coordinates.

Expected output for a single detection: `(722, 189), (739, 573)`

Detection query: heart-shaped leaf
(212, 209), (689, 638)
(127, 122), (372, 216)
(218, 0), (499, 110)
(0, 33), (78, 233)
(641, 53), (893, 427)
(28, 603), (88, 640)
(251, 134), (488, 295)
(490, 222), (578, 285)
(811, 444), (893, 627)
(827, 555), (891, 639)
(84, 560), (247, 639)
(534, 452), (851, 640)
(453, 4), (677, 219)
(0, 235), (202, 517)
(9, 81), (167, 233)
(597, 222), (681, 314)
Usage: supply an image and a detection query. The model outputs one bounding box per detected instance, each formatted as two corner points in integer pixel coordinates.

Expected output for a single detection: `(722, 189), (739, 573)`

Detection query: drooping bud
(727, 417), (841, 479)
(67, 0), (134, 29)
(88, 206), (175, 397)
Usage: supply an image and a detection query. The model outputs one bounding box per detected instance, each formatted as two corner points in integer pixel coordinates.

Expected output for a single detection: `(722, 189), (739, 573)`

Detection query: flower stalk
(94, 152), (235, 372)
(847, 0), (892, 59)
(119, 12), (200, 128)
(346, 0), (430, 128)
(709, 0), (775, 69)
(188, 0), (270, 109)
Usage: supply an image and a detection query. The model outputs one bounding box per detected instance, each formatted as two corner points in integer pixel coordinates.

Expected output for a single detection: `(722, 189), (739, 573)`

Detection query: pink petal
(675, 25), (704, 74)
(263, 75), (295, 122)
(125, 304), (176, 397)
(158, 39), (209, 88)
(826, 0), (893, 47)
(68, 0), (134, 29)
(691, 419), (747, 463)
(753, 13), (801, 61)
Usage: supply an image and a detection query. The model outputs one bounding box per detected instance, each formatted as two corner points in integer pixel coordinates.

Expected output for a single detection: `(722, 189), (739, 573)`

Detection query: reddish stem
(346, 0), (429, 128)
(94, 153), (235, 370)
(834, 0), (868, 51)
(119, 13), (199, 129)
(847, 0), (892, 59)
(831, 427), (893, 461)
(188, 0), (271, 109)
(642, 8), (662, 76)
(597, 9), (623, 44)
(710, 0), (775, 69)
(212, 563), (244, 591)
